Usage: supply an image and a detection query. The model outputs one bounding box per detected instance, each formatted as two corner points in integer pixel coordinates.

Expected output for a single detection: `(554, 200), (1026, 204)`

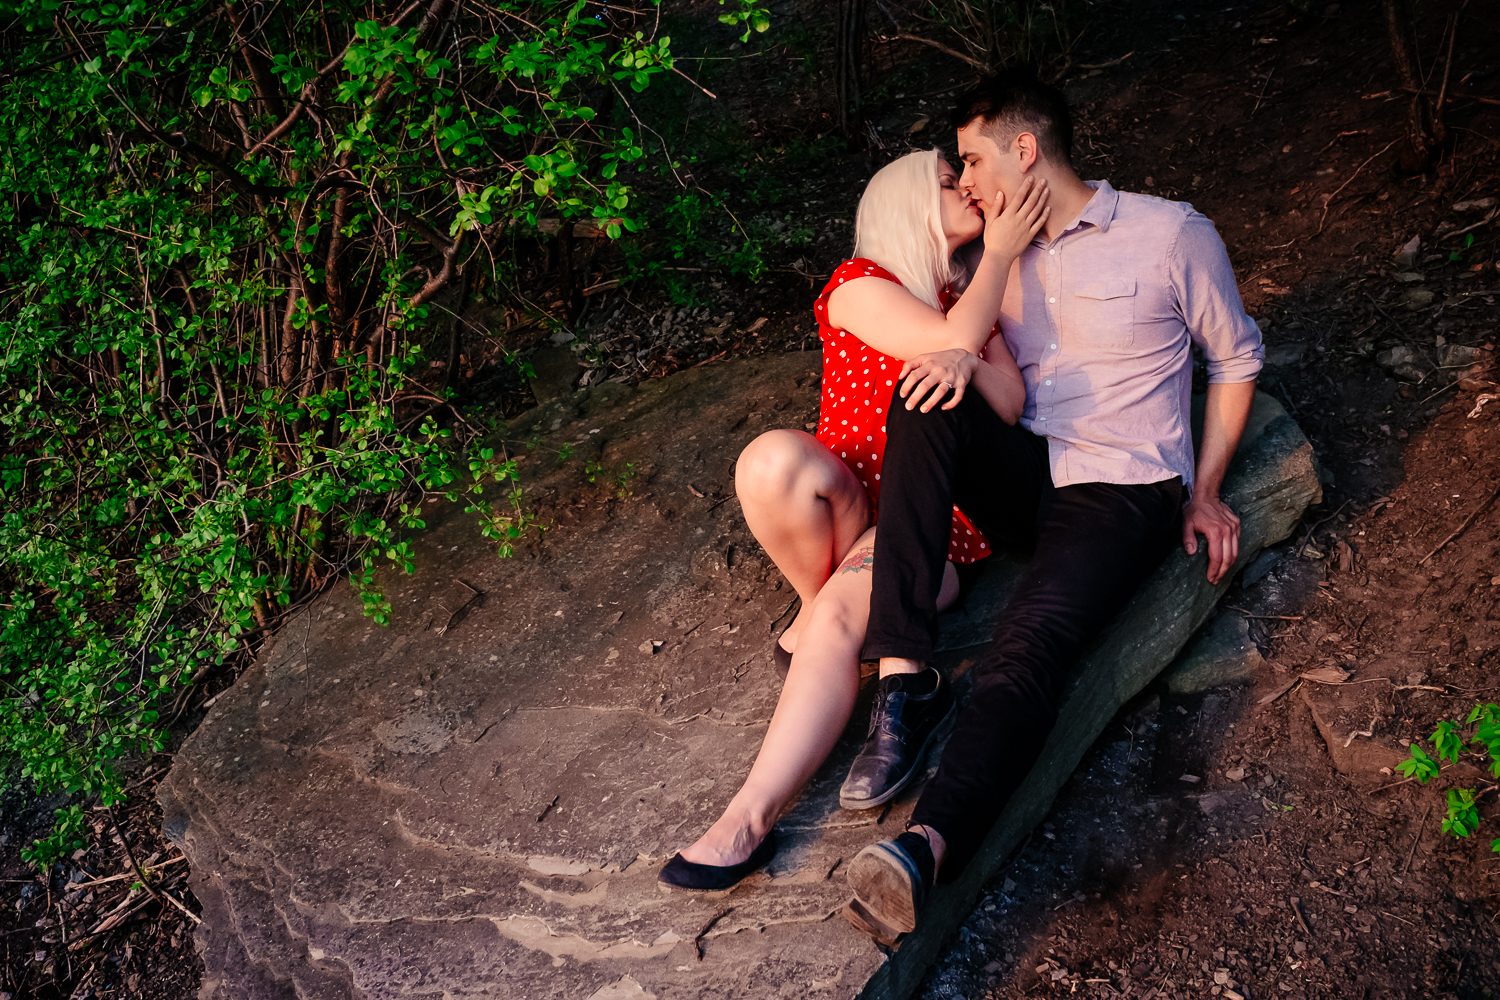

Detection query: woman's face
(937, 158), (983, 250)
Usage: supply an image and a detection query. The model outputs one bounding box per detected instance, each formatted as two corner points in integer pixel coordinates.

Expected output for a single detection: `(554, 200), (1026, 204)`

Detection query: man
(836, 70), (1263, 943)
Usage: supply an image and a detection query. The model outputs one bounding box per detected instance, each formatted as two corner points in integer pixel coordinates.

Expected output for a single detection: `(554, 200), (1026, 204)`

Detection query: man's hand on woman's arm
(1183, 379), (1257, 584)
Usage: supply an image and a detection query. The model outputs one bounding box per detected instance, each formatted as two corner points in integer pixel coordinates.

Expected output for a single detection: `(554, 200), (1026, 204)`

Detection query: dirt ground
(4, 0), (1499, 997)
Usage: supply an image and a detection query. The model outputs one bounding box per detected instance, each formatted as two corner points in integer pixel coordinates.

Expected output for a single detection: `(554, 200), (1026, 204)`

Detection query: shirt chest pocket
(1071, 280), (1136, 348)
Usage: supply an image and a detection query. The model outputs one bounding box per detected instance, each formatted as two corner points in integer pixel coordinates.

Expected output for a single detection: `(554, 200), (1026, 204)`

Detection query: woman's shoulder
(824, 258), (901, 290)
(814, 259), (902, 323)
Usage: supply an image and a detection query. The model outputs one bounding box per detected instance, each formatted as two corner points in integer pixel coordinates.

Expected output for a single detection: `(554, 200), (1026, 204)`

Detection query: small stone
(1453, 197), (1497, 212)
(1180, 774), (1202, 784)
(1393, 271), (1425, 282)
(1003, 877), (1017, 893)
(1262, 342), (1305, 368)
(1226, 767), (1246, 781)
(1214, 970), (1231, 985)
(1403, 288), (1435, 309)
(1436, 344), (1481, 367)
(1393, 235), (1421, 268)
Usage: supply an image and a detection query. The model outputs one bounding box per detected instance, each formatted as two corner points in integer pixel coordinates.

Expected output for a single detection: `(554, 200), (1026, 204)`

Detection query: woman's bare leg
(680, 527), (879, 865)
(736, 430), (871, 652)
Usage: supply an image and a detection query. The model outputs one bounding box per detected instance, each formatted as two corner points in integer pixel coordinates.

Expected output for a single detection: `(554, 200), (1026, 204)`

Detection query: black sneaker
(838, 668), (955, 810)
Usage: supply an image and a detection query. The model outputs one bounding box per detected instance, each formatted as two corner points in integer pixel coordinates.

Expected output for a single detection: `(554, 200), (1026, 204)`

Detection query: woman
(658, 149), (1049, 890)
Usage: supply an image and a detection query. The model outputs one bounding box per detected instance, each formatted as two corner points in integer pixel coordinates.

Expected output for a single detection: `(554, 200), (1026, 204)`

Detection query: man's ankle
(908, 824), (947, 878)
(878, 657), (924, 678)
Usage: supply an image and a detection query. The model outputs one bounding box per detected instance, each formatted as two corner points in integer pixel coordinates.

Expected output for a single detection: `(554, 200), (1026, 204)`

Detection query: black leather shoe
(845, 830), (935, 937)
(657, 830), (779, 891)
(838, 669), (955, 810)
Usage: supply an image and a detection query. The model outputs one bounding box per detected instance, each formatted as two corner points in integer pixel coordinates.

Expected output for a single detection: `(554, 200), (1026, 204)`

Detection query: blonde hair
(852, 148), (957, 310)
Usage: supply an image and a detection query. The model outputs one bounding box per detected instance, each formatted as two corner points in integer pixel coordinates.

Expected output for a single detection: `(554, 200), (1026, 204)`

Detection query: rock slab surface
(160, 354), (1320, 1000)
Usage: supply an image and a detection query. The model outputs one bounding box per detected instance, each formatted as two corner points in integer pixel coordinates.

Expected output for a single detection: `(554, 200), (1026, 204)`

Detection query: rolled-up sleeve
(1170, 211), (1264, 383)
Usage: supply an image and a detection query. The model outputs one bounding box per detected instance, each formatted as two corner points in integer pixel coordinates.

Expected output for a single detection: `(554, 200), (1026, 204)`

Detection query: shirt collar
(1064, 179), (1120, 235)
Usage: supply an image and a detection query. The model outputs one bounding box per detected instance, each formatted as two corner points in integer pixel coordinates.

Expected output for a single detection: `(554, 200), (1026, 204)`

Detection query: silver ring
(940, 381), (953, 389)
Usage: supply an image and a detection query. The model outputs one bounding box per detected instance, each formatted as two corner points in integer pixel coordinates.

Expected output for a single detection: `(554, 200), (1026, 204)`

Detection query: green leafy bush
(0, 0), (757, 865)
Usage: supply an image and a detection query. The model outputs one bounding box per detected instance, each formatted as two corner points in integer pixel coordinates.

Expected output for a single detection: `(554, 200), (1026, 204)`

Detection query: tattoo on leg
(838, 547), (875, 575)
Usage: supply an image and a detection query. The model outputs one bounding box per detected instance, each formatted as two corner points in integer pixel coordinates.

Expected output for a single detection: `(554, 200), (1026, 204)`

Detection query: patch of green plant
(0, 0), (761, 866)
(614, 462), (638, 498)
(1398, 703), (1500, 853)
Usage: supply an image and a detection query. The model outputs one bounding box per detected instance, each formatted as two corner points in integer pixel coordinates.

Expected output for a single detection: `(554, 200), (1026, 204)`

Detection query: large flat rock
(160, 353), (1320, 1000)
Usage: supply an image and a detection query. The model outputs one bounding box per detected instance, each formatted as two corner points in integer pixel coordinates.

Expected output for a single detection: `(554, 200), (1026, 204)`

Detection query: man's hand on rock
(1182, 494), (1240, 584)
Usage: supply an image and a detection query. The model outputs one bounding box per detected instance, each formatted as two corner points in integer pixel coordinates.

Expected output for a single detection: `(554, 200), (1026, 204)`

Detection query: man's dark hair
(949, 70), (1073, 166)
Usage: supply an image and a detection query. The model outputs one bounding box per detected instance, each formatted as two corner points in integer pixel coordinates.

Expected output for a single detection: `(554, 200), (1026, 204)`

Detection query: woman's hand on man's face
(899, 349), (980, 413)
(981, 174), (1051, 259)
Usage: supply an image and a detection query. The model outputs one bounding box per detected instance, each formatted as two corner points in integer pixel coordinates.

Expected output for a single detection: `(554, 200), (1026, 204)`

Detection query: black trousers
(865, 391), (1182, 879)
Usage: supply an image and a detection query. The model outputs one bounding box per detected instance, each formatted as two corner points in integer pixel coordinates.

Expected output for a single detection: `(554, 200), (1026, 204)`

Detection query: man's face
(956, 123), (1023, 213)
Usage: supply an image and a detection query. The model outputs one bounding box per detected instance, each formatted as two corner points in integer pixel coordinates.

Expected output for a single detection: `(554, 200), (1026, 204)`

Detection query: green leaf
(1396, 744), (1439, 783)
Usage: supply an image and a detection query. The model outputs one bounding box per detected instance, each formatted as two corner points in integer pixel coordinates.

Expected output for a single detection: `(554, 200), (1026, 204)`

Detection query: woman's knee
(804, 588), (869, 648)
(736, 430), (833, 500)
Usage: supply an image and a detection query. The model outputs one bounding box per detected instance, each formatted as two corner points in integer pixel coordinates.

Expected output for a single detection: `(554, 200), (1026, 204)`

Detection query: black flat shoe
(658, 830), (779, 890)
(773, 640), (794, 679)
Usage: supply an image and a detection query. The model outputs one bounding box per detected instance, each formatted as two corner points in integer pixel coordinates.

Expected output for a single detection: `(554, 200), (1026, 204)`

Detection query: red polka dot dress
(811, 258), (992, 564)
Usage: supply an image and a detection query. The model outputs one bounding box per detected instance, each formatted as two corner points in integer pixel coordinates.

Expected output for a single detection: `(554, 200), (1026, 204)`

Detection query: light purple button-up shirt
(993, 180), (1263, 491)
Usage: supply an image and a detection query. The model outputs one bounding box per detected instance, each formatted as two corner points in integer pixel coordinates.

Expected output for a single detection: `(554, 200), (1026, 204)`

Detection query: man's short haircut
(949, 70), (1073, 166)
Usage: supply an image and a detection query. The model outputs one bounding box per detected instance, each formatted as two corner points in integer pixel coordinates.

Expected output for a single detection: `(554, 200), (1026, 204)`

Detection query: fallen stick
(1401, 803), (1434, 874)
(1078, 50), (1135, 70)
(1224, 606), (1304, 621)
(68, 855), (187, 891)
(1419, 480), (1500, 564)
(1316, 138), (1402, 236)
(1290, 896), (1314, 936)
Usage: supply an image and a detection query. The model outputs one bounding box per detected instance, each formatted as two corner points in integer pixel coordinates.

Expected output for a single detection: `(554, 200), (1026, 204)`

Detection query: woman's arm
(895, 340), (1025, 424)
(824, 176), (1049, 360)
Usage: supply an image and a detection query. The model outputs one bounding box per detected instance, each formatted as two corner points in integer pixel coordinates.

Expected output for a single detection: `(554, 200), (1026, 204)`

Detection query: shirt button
(1048, 297), (1057, 303)
(1039, 416), (1048, 421)
(1045, 379), (1052, 385)
(1050, 343), (1058, 350)
(1048, 249), (1056, 255)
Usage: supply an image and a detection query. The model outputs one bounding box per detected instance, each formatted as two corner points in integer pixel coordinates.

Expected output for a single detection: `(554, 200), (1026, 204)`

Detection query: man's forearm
(1194, 380), (1257, 497)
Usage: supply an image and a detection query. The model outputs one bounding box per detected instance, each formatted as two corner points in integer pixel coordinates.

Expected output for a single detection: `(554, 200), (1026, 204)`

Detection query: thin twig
(1401, 803), (1434, 874)
(1419, 480), (1500, 564)
(107, 807), (164, 907)
(1224, 606), (1304, 621)
(1077, 51), (1134, 70)
(670, 64), (717, 99)
(874, 33), (988, 71)
(1251, 60), (1278, 117)
(1316, 138), (1403, 236)
(1290, 896), (1313, 936)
